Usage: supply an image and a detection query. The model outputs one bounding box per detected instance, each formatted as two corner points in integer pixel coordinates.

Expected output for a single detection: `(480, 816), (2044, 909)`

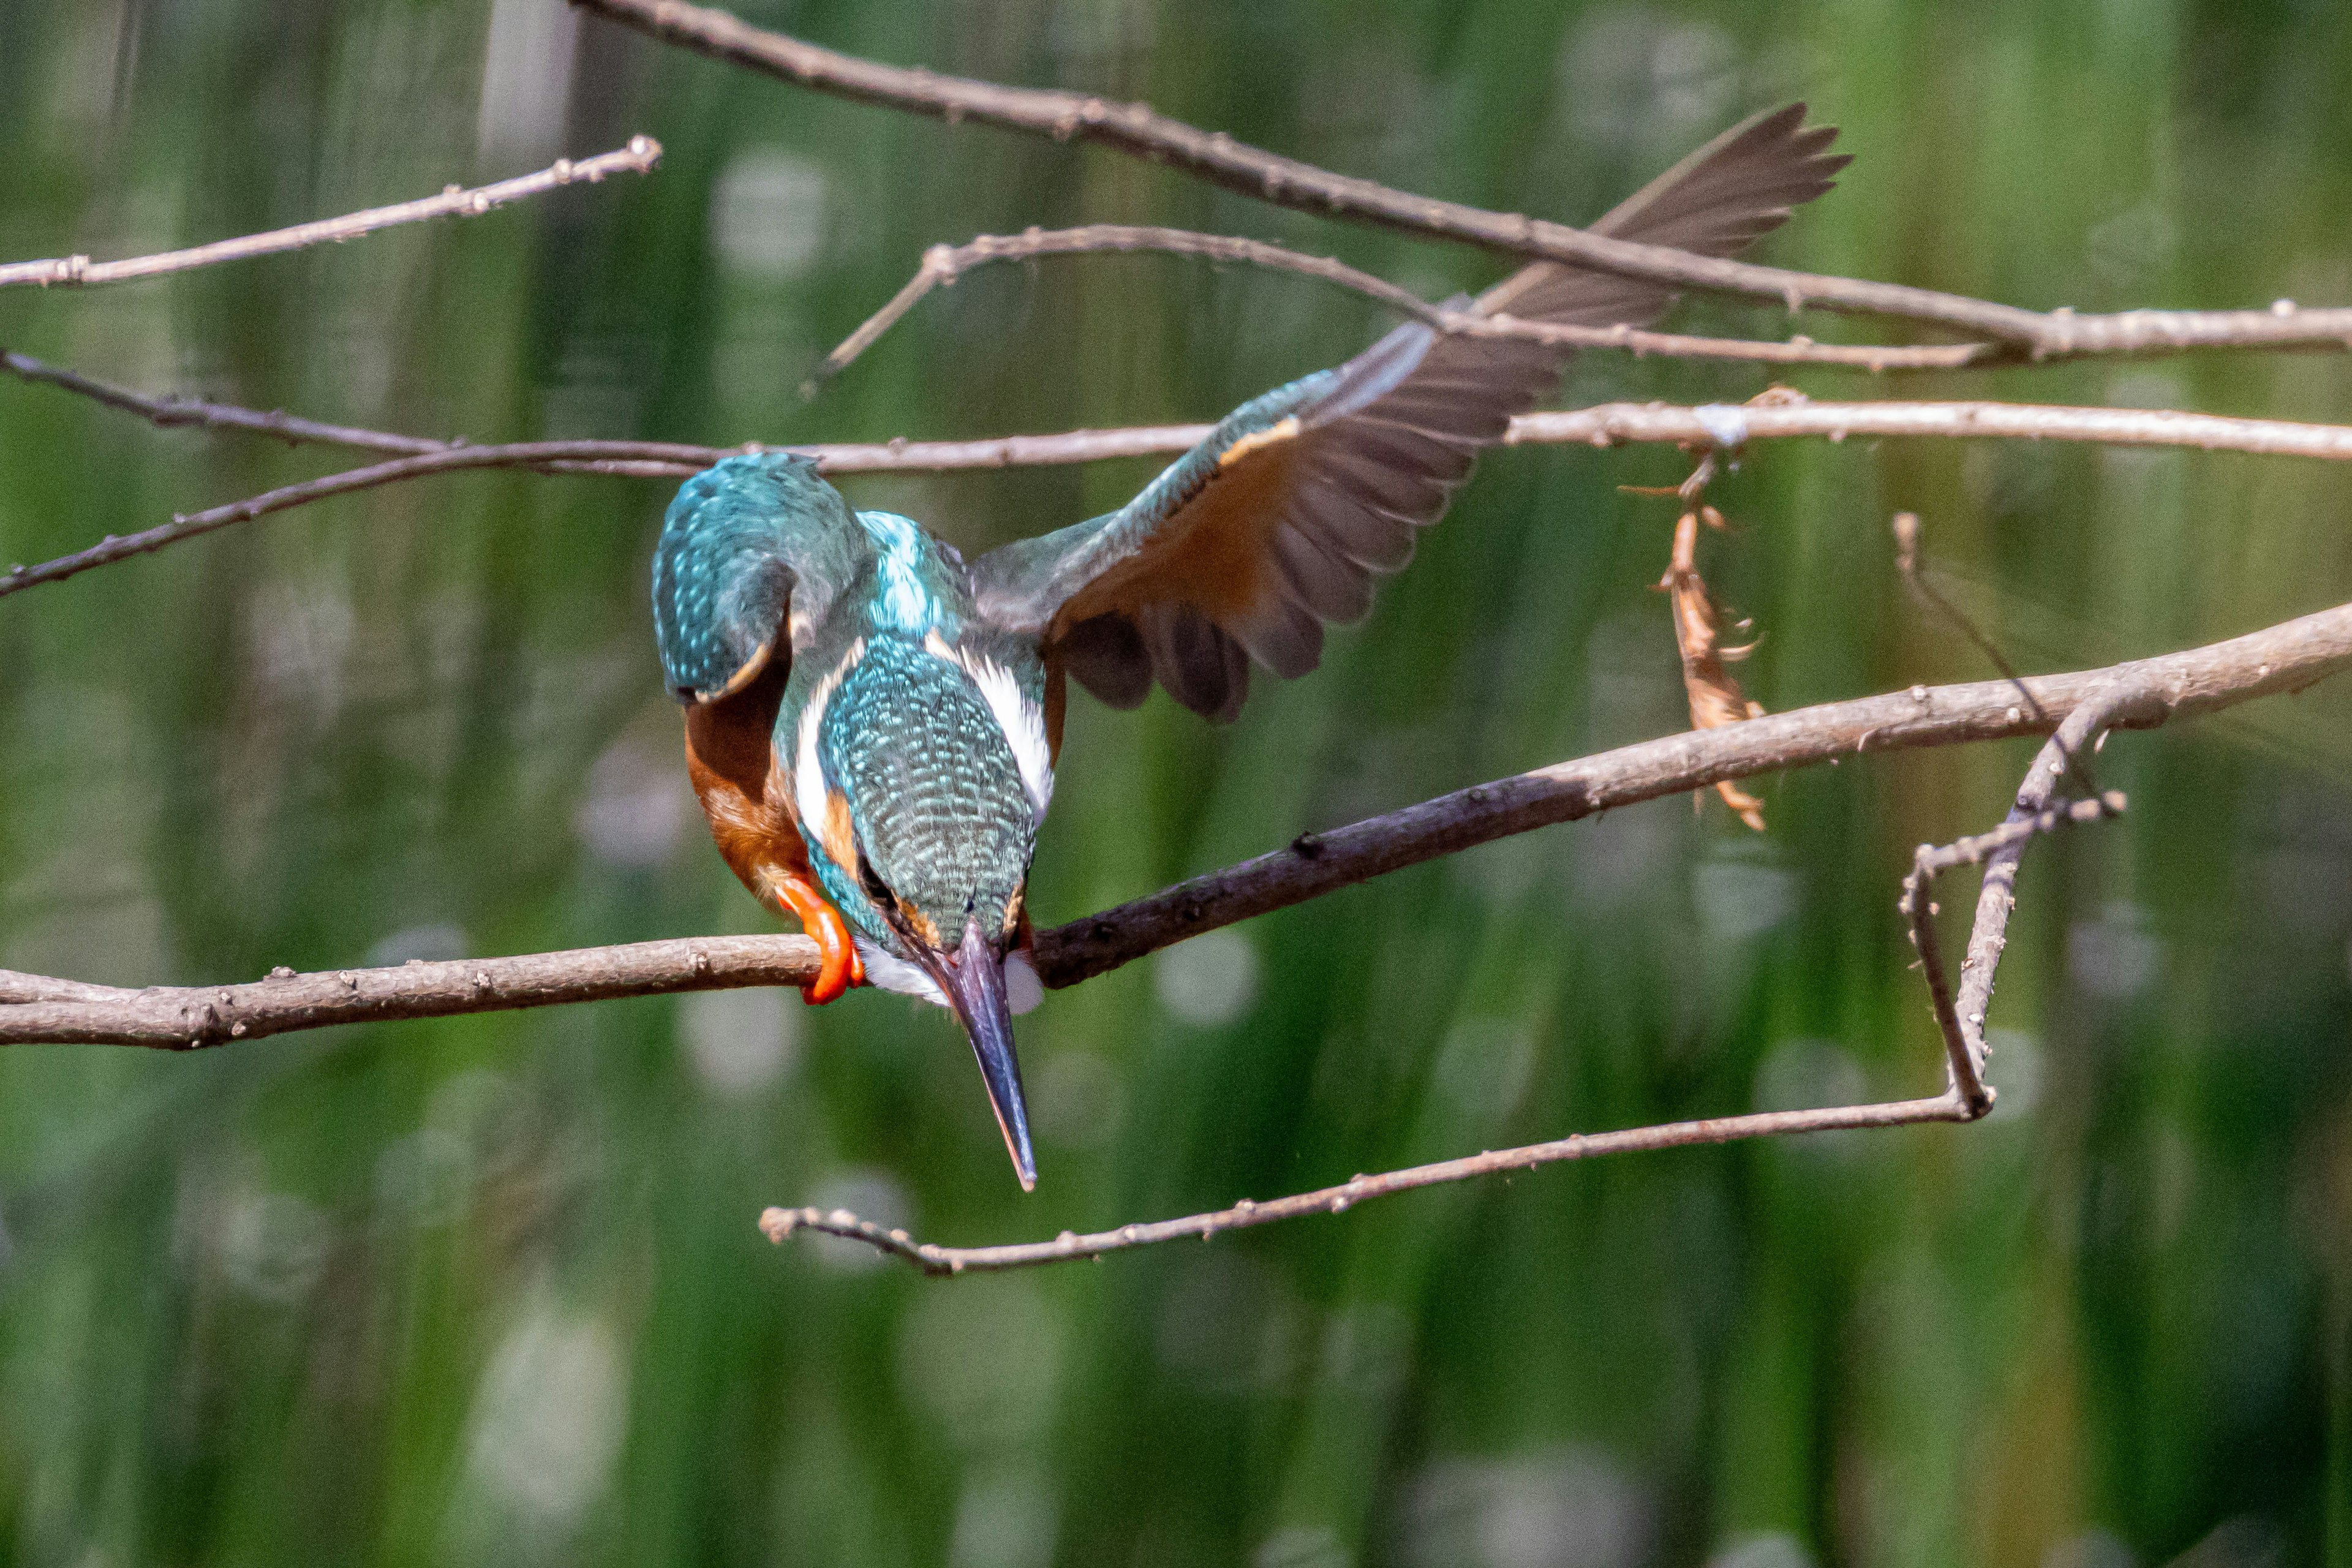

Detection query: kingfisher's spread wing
(970, 104), (1847, 720)
(652, 452), (861, 703)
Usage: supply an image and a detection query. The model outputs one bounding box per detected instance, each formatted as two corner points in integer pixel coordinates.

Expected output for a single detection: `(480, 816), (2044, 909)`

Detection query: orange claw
(772, 872), (865, 1003)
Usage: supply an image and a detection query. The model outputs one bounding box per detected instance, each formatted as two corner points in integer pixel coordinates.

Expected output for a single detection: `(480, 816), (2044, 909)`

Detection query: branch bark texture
(814, 226), (1981, 386)
(7, 601), (2344, 1047)
(0, 139), (661, 290)
(571, 0), (2352, 363)
(18, 352), (2352, 599)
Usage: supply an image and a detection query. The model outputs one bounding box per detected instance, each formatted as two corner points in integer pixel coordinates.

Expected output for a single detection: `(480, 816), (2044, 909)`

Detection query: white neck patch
(928, 632), (1054, 824)
(791, 638), (864, 865)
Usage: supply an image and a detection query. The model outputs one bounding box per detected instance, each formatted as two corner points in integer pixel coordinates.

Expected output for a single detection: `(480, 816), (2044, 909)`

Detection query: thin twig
(1950, 682), (2159, 1065)
(760, 1096), (1973, 1275)
(1901, 789), (2127, 1112)
(1508, 398), (2352, 461)
(808, 225), (1981, 393)
(25, 361), (2352, 597)
(2, 349), (1216, 474)
(10, 601), (2344, 1046)
(0, 139), (663, 290)
(1892, 510), (2043, 720)
(0, 350), (451, 454)
(769, 628), (2311, 1277)
(571, 0), (2352, 363)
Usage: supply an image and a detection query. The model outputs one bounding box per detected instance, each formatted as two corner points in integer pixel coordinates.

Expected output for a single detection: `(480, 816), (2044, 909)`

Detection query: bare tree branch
(0, 937), (815, 1047)
(1893, 510), (2043, 720)
(1901, 789), (2125, 1114)
(0, 139), (662, 290)
(1, 347), (1214, 475)
(809, 226), (1981, 391)
(1509, 398), (2352, 461)
(21, 355), (2352, 598)
(570, 0), (2352, 364)
(9, 601), (2344, 1047)
(1032, 599), (2352, 987)
(760, 1095), (1975, 1275)
(1, 350), (454, 454)
(765, 640), (2197, 1276)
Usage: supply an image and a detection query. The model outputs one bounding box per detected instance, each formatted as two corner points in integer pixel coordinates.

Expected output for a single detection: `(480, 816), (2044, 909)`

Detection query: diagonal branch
(1, 350), (452, 455)
(22, 354), (2352, 598)
(570, 0), (2352, 364)
(0, 139), (661, 290)
(1902, 790), (2125, 1112)
(767, 624), (2191, 1277)
(809, 226), (1981, 391)
(8, 600), (2346, 1047)
(1032, 600), (2352, 986)
(761, 1096), (1973, 1275)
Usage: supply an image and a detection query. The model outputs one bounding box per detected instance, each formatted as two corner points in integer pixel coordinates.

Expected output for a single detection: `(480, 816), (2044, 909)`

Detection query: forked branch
(7, 601), (2345, 1047)
(20, 354), (2352, 599)
(771, 649), (2211, 1275)
(571, 0), (2352, 364)
(809, 225), (1981, 391)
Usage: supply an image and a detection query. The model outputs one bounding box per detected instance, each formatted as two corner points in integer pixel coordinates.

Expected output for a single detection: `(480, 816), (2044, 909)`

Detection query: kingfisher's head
(791, 622), (1056, 1189)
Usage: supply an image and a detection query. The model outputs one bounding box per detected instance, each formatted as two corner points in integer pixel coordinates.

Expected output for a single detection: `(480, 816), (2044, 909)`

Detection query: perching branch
(0, 139), (662, 290)
(9, 600), (2345, 1047)
(22, 354), (2352, 598)
(571, 0), (2352, 365)
(0, 936), (817, 1047)
(809, 225), (1980, 392)
(1030, 599), (2352, 987)
(766, 639), (2199, 1275)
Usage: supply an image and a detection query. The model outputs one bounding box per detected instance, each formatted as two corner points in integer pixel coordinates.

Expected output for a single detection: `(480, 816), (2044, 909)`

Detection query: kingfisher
(651, 105), (1845, 1189)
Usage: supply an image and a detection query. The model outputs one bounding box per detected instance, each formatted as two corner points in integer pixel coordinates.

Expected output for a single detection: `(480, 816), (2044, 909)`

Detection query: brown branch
(23, 354), (2352, 598)
(571, 0), (2352, 364)
(768, 781), (2143, 1277)
(1893, 510), (2042, 715)
(1902, 789), (2126, 1114)
(760, 1095), (1972, 1274)
(0, 937), (814, 1047)
(1035, 600), (2352, 986)
(0, 440), (731, 598)
(0, 140), (662, 290)
(1948, 684), (2160, 1063)
(1, 350), (452, 455)
(809, 226), (1979, 393)
(13, 601), (2342, 1048)
(1509, 398), (2352, 461)
(2, 347), (1215, 476)
(766, 622), (2301, 1277)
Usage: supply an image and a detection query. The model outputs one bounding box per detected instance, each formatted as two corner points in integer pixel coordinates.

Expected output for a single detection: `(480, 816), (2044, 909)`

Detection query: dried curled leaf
(1660, 505), (1768, 831)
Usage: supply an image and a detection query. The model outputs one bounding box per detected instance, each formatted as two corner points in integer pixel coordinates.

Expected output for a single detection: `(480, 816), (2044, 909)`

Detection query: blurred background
(4, 0), (2352, 1563)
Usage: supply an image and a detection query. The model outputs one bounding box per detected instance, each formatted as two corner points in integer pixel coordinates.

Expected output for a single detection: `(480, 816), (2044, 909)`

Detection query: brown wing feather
(1014, 104), (1845, 720)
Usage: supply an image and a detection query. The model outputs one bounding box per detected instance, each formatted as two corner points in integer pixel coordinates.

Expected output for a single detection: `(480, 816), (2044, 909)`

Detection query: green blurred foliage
(2, 0), (2351, 1564)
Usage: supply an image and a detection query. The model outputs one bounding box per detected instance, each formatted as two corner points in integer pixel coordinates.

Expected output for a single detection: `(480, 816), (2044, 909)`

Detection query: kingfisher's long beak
(930, 918), (1038, 1191)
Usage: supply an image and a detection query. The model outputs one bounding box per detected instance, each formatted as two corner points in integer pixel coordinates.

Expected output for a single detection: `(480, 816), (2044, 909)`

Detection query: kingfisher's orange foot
(774, 872), (864, 1003)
